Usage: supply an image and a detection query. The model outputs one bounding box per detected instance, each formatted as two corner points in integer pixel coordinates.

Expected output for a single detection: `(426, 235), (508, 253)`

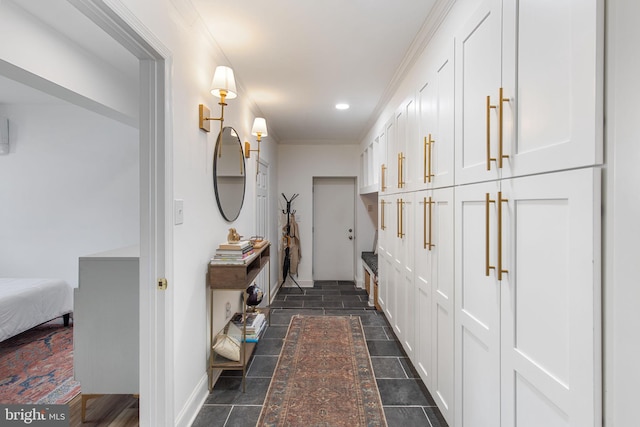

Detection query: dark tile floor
(192, 280), (448, 427)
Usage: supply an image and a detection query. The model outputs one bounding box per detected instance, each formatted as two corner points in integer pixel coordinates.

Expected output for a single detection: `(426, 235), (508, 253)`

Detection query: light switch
(174, 199), (184, 225)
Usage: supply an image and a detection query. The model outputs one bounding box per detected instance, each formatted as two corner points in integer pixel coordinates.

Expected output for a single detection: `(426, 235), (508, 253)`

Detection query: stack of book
(211, 241), (255, 264)
(230, 311), (266, 342)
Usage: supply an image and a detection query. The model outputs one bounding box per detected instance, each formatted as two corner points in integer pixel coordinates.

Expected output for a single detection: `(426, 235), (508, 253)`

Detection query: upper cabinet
(455, 0), (603, 184)
(416, 43), (455, 190)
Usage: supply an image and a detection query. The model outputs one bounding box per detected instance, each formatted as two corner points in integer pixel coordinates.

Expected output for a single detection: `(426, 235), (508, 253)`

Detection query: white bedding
(0, 278), (73, 342)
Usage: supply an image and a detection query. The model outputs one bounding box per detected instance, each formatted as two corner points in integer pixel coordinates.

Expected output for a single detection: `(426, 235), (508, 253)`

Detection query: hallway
(193, 280), (447, 427)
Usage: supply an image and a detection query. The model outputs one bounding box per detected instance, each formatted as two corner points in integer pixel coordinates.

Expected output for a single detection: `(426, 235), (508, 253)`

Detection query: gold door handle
(486, 95), (497, 171)
(397, 199), (405, 238)
(396, 199), (400, 237)
(381, 164), (387, 192)
(497, 191), (509, 280)
(421, 196), (436, 250)
(424, 134), (435, 183)
(398, 152), (406, 188)
(498, 87), (510, 169)
(485, 193), (496, 276)
(380, 200), (386, 230)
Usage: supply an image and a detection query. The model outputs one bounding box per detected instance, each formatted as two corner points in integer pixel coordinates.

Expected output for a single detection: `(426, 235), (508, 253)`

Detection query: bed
(0, 278), (73, 342)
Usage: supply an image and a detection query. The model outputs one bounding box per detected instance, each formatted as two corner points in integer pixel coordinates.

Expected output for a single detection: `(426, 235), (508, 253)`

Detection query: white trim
(69, 1), (174, 425)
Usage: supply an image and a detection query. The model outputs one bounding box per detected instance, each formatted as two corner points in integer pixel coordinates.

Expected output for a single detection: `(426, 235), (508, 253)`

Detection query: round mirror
(213, 126), (246, 221)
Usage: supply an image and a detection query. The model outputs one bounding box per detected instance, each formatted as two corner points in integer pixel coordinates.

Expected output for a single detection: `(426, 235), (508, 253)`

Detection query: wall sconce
(244, 117), (268, 177)
(199, 65), (237, 132)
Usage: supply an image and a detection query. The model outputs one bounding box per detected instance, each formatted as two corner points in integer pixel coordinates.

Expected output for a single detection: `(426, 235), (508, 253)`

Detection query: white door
(455, 180), (501, 427)
(430, 187), (455, 425)
(501, 0), (603, 178)
(256, 161), (270, 301)
(313, 177), (355, 280)
(455, 0), (503, 185)
(500, 168), (601, 427)
(395, 193), (415, 357)
(417, 43), (455, 190)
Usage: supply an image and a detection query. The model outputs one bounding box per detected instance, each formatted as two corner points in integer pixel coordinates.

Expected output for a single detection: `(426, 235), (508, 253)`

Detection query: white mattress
(0, 278), (73, 342)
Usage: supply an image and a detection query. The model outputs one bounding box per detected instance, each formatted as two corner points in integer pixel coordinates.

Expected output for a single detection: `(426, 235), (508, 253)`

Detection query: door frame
(70, 1), (174, 425)
(312, 176), (357, 281)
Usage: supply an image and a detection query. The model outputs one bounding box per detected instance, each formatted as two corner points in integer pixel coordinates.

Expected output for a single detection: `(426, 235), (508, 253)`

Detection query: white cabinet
(414, 187), (454, 425)
(454, 169), (601, 427)
(455, 0), (603, 185)
(416, 43), (455, 190)
(74, 246), (139, 395)
(394, 192), (415, 358)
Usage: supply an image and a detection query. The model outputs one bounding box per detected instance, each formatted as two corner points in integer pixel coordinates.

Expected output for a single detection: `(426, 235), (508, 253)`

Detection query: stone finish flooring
(192, 280), (448, 427)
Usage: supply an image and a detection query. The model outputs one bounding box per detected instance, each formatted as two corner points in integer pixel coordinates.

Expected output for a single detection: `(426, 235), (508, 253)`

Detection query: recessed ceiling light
(335, 103), (350, 110)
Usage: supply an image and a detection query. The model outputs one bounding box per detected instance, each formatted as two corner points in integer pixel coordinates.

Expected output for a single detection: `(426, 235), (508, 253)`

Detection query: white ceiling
(1, 0), (439, 145)
(191, 0), (438, 144)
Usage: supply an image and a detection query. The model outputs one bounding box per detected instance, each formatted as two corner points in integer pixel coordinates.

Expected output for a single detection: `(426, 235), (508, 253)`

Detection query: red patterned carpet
(257, 315), (387, 427)
(0, 320), (80, 404)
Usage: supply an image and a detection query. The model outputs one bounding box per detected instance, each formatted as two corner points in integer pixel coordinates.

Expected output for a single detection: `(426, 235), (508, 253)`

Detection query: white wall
(278, 143), (368, 286)
(0, 103), (139, 287)
(604, 0), (640, 425)
(0, 0), (138, 125)
(1, 1), (280, 424)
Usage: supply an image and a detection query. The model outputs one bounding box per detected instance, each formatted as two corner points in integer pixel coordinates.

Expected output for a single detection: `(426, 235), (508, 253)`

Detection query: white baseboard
(174, 372), (210, 427)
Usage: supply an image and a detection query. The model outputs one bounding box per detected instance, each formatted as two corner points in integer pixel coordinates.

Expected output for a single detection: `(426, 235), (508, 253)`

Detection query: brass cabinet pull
(485, 193), (496, 276)
(421, 197), (436, 250)
(381, 164), (387, 192)
(396, 199), (405, 238)
(396, 199), (400, 237)
(497, 191), (509, 280)
(398, 152), (405, 188)
(424, 134), (435, 183)
(486, 95), (497, 171)
(498, 88), (510, 169)
(380, 200), (387, 230)
(423, 137), (427, 183)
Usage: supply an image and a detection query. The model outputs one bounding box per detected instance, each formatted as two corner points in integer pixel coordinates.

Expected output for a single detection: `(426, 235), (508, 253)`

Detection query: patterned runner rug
(257, 315), (387, 426)
(0, 321), (80, 404)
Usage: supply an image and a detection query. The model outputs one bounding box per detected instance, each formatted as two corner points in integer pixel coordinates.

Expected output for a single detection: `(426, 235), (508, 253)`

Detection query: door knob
(349, 236), (353, 240)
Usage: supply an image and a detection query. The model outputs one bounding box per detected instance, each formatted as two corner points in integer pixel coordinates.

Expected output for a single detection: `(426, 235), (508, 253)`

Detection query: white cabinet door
(397, 96), (417, 192)
(499, 168), (601, 427)
(455, 180), (501, 427)
(415, 187), (455, 425)
(378, 195), (393, 314)
(455, 0), (502, 185)
(414, 191), (435, 389)
(501, 0), (603, 178)
(384, 117), (398, 193)
(396, 193), (415, 357)
(417, 43), (455, 190)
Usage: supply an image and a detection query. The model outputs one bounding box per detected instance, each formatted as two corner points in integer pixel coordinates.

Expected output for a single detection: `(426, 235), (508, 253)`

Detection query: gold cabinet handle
(498, 87), (510, 169)
(421, 197), (436, 250)
(423, 134), (435, 183)
(497, 191), (509, 280)
(380, 200), (387, 230)
(398, 152), (405, 188)
(486, 96), (497, 171)
(485, 193), (496, 276)
(381, 164), (387, 192)
(396, 199), (405, 238)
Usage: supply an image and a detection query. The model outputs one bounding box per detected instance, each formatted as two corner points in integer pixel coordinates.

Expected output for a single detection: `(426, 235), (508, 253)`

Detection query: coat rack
(281, 193), (303, 293)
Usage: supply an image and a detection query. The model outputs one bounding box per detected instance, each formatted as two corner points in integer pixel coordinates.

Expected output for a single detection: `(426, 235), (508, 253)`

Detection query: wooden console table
(207, 242), (271, 392)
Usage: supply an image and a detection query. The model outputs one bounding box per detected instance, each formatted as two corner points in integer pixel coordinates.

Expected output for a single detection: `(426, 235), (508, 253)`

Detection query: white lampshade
(251, 117), (268, 137)
(210, 66), (237, 99)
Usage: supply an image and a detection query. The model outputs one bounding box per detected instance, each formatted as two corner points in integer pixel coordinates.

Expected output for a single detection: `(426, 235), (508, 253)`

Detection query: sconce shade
(251, 117), (268, 137)
(210, 66), (237, 100)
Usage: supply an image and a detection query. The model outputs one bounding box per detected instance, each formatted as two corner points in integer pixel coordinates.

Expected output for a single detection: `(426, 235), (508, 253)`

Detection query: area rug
(0, 321), (80, 404)
(257, 315), (387, 427)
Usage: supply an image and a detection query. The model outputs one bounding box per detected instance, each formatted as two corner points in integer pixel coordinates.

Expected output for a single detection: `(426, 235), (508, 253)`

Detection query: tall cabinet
(364, 1), (603, 426)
